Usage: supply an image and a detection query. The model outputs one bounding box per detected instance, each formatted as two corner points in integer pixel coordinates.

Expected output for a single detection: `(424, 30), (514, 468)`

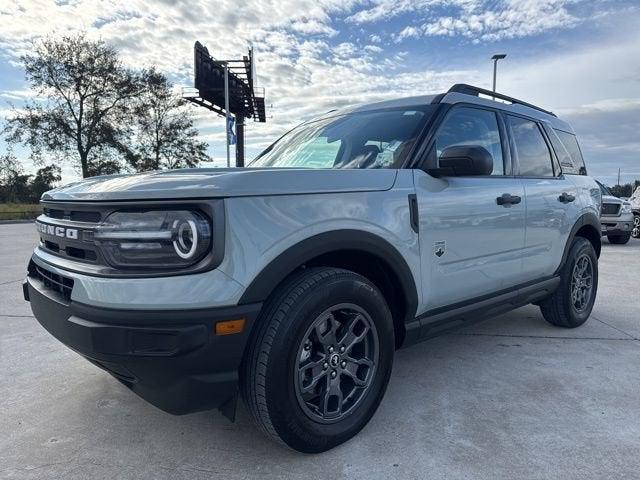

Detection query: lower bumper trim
(26, 275), (262, 416)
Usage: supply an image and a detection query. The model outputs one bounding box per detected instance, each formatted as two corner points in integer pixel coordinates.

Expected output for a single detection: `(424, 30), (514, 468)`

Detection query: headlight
(94, 210), (212, 269)
(621, 203), (632, 214)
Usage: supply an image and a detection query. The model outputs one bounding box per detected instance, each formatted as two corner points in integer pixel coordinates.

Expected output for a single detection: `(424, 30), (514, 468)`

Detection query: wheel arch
(555, 212), (601, 275)
(238, 230), (418, 348)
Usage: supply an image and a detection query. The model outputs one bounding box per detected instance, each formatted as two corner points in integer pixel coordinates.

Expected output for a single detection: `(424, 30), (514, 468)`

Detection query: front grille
(602, 203), (620, 216)
(38, 203), (104, 265)
(29, 262), (74, 301)
(43, 207), (103, 223)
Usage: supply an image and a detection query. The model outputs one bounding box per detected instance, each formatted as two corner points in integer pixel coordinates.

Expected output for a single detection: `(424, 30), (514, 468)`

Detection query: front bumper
(24, 271), (262, 417)
(600, 214), (633, 236)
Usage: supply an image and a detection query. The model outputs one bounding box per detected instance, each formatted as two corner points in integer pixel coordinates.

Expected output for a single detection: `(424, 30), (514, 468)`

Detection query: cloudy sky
(0, 0), (639, 184)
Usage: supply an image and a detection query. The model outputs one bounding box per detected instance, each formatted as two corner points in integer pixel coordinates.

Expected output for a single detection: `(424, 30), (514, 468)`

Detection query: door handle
(558, 192), (575, 203)
(497, 193), (522, 206)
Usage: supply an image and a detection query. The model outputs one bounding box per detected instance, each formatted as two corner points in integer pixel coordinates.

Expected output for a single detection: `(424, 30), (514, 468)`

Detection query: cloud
(0, 0), (639, 180)
(420, 0), (578, 42)
(349, 0), (619, 44)
(558, 99), (640, 180)
(290, 18), (338, 37)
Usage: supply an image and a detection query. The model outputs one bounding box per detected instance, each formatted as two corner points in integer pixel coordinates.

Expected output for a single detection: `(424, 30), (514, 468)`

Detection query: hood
(601, 194), (623, 205)
(42, 168), (398, 202)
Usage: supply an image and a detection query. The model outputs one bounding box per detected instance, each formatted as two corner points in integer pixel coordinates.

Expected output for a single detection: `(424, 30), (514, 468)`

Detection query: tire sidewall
(563, 238), (598, 324)
(263, 272), (394, 452)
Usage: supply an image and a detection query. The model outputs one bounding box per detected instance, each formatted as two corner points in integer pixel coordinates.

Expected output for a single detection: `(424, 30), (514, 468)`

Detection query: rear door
(414, 105), (526, 311)
(505, 114), (579, 280)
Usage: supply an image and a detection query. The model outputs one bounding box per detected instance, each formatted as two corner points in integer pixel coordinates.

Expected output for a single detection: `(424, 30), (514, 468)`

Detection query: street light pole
(491, 54), (507, 93)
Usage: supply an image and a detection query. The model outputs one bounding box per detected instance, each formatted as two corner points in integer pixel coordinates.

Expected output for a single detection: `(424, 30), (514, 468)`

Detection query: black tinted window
(508, 116), (553, 177)
(550, 129), (587, 175)
(435, 107), (504, 175)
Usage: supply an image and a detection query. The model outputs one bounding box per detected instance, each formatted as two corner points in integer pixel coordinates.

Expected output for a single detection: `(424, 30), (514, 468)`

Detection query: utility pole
(617, 168), (621, 186)
(224, 62), (230, 168)
(491, 54), (507, 93)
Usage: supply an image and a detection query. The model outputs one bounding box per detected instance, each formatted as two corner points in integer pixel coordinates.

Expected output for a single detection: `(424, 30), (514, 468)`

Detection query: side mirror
(438, 145), (493, 176)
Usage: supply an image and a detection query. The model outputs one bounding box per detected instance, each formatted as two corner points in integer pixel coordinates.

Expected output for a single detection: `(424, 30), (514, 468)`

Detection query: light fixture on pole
(491, 54), (507, 93)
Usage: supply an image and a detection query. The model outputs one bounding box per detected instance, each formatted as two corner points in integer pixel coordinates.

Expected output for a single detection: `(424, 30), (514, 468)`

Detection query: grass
(0, 203), (42, 221)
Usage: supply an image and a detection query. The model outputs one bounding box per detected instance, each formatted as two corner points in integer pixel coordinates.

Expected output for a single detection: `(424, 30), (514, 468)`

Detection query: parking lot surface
(1, 222), (639, 479)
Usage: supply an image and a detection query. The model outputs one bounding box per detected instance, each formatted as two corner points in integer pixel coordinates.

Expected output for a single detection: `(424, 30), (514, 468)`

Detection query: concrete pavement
(1, 222), (639, 479)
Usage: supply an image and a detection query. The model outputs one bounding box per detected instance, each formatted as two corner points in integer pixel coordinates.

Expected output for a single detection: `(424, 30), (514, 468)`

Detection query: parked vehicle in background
(630, 186), (640, 239)
(596, 181), (634, 244)
(24, 84), (602, 453)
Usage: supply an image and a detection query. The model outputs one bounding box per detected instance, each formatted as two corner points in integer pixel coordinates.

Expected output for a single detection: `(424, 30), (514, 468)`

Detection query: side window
(508, 116), (554, 177)
(551, 129), (587, 175)
(435, 107), (504, 175)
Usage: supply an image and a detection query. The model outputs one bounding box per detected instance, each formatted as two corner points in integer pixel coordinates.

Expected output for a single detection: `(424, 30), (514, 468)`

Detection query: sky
(0, 0), (639, 185)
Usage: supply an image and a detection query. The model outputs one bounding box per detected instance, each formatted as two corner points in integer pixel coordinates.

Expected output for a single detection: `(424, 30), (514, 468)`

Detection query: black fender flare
(555, 212), (601, 275)
(237, 229), (418, 320)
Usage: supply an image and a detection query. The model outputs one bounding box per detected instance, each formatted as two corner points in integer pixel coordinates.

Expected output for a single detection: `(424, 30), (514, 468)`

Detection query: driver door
(414, 105), (527, 312)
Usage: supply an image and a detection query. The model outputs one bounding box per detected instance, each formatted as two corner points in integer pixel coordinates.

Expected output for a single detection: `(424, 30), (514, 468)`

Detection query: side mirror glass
(437, 145), (493, 176)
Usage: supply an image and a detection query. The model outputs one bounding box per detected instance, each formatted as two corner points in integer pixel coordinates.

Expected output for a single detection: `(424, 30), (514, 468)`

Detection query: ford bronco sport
(24, 84), (602, 453)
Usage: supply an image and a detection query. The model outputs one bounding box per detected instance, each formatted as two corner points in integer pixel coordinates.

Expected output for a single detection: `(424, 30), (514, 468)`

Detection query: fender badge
(434, 241), (446, 258)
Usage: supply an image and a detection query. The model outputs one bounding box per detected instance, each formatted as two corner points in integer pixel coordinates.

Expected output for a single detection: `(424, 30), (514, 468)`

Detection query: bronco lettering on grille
(36, 222), (79, 240)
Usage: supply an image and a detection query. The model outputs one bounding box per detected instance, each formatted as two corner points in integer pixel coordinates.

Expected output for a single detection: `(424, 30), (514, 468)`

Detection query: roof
(327, 84), (574, 133)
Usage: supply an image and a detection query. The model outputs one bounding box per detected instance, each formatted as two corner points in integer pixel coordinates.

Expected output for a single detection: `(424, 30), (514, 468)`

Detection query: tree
(609, 183), (635, 198)
(124, 67), (209, 172)
(0, 149), (33, 202)
(3, 33), (140, 178)
(31, 164), (62, 198)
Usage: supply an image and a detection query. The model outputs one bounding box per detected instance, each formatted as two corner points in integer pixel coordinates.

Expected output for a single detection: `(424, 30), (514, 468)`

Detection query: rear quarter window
(548, 129), (587, 175)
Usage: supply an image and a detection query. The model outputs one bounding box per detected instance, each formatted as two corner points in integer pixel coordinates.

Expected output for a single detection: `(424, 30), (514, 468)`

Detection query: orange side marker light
(215, 318), (246, 336)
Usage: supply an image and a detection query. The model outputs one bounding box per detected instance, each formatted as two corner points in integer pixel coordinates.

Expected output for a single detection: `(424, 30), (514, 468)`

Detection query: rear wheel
(241, 267), (394, 453)
(540, 237), (598, 328)
(608, 233), (631, 244)
(632, 214), (640, 239)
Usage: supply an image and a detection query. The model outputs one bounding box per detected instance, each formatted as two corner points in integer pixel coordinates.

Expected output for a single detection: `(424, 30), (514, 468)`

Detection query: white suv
(24, 84), (602, 453)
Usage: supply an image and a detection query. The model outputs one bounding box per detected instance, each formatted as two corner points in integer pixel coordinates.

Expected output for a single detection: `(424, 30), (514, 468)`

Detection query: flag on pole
(227, 116), (236, 145)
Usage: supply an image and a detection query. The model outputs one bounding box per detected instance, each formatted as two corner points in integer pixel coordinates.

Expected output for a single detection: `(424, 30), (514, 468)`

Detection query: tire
(632, 214), (640, 239)
(608, 233), (631, 244)
(241, 267), (395, 453)
(540, 237), (598, 328)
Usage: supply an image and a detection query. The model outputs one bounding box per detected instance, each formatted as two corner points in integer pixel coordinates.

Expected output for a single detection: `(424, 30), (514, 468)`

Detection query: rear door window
(508, 116), (554, 177)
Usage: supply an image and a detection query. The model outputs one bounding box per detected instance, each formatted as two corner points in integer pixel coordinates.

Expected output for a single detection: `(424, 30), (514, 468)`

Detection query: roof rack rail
(444, 83), (556, 117)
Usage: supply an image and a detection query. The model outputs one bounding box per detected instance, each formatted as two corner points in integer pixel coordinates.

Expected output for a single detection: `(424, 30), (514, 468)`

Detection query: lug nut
(331, 370), (337, 378)
(328, 346), (334, 353)
(323, 362), (329, 370)
(341, 361), (347, 368)
(339, 346), (345, 353)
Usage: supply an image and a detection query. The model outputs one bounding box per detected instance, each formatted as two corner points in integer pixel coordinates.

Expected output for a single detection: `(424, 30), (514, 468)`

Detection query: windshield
(597, 180), (612, 196)
(250, 106), (436, 169)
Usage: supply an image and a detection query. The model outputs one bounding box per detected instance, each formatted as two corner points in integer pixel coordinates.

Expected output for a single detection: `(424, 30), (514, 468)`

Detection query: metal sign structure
(185, 41), (266, 167)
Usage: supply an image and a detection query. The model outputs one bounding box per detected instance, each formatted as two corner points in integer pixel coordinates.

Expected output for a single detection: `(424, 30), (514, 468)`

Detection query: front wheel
(608, 232), (631, 244)
(540, 237), (598, 328)
(241, 267), (394, 453)
(632, 214), (640, 239)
